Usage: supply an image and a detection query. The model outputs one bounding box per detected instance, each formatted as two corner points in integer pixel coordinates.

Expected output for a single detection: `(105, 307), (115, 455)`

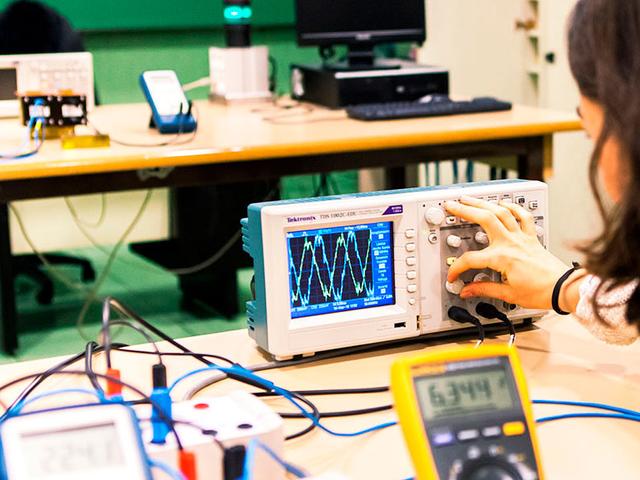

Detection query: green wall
(85, 27), (317, 104)
(0, 0), (294, 30)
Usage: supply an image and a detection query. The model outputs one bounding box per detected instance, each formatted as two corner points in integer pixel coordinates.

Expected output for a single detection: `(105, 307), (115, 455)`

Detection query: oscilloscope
(241, 180), (548, 360)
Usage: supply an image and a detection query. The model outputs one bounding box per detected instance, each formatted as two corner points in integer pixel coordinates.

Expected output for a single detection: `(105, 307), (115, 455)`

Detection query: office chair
(0, 0), (96, 305)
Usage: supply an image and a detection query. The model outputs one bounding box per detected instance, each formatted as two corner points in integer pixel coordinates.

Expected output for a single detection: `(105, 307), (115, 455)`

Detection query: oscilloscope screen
(286, 221), (395, 319)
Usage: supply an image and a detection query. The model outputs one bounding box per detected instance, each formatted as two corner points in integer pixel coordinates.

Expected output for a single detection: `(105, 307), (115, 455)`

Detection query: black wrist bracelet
(552, 264), (581, 315)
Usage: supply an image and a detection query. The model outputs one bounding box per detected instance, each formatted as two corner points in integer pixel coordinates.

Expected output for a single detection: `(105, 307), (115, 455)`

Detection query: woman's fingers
(499, 201), (537, 236)
(458, 196), (520, 232)
(460, 281), (514, 303)
(447, 249), (496, 282)
(444, 201), (508, 239)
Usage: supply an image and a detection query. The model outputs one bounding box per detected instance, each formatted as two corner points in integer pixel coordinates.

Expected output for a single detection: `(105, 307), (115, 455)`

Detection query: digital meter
(391, 345), (543, 480)
(0, 403), (152, 480)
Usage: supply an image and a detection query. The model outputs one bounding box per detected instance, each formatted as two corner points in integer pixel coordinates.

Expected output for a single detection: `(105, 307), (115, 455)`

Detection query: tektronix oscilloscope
(241, 180), (548, 360)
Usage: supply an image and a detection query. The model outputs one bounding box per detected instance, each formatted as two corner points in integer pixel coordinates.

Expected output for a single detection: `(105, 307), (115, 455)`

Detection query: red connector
(106, 367), (122, 397)
(179, 450), (197, 480)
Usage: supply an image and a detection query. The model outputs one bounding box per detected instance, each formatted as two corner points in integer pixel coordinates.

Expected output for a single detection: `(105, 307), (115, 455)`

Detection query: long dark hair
(568, 0), (640, 324)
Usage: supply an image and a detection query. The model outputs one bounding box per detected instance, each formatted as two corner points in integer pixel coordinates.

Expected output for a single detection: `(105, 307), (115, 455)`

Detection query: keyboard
(346, 95), (512, 121)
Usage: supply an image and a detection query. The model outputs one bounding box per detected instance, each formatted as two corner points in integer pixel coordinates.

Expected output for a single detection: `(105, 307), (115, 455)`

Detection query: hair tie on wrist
(552, 263), (580, 315)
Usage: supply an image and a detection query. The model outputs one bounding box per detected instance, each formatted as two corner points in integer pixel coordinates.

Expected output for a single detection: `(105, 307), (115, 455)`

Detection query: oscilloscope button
(475, 231), (489, 245)
(406, 257), (417, 266)
(407, 271), (417, 280)
(473, 273), (491, 283)
(405, 243), (416, 252)
(425, 207), (446, 225)
(535, 225), (544, 238)
(407, 284), (417, 293)
(447, 235), (462, 248)
(409, 298), (416, 306)
(405, 229), (416, 238)
(428, 233), (438, 244)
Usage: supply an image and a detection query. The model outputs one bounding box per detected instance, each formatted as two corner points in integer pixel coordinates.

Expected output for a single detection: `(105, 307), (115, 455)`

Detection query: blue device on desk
(139, 70), (196, 134)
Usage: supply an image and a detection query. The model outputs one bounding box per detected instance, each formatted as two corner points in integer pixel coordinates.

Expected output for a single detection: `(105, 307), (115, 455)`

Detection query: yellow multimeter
(391, 345), (543, 480)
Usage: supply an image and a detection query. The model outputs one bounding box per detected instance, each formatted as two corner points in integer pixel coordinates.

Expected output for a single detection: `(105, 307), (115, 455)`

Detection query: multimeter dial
(457, 456), (523, 480)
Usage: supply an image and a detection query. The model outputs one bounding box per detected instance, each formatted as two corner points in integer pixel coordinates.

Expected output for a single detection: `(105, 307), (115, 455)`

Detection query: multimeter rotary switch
(456, 455), (526, 480)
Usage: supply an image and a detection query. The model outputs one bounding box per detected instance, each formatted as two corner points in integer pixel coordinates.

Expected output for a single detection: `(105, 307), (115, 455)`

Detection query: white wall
(418, 0), (597, 264)
(10, 190), (168, 254)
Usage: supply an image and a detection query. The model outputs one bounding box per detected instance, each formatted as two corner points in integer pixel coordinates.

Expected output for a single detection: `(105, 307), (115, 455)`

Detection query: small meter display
(414, 366), (515, 420)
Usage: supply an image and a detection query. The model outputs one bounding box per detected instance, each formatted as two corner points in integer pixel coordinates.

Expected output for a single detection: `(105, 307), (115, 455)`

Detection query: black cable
(85, 341), (104, 395)
(281, 404), (392, 419)
(5, 349), (88, 413)
(105, 297), (224, 367)
(285, 392), (320, 441)
(253, 386), (389, 397)
(254, 387), (392, 420)
(88, 101), (198, 148)
(448, 306), (485, 345)
(0, 369), (184, 451)
(108, 319), (163, 365)
(476, 302), (516, 345)
(114, 346), (235, 366)
(140, 417), (226, 453)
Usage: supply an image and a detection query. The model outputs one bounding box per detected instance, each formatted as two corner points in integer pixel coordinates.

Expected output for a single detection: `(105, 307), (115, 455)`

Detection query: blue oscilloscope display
(287, 221), (395, 319)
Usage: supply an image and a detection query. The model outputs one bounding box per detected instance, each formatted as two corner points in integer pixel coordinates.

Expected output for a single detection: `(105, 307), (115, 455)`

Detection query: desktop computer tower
(290, 62), (449, 109)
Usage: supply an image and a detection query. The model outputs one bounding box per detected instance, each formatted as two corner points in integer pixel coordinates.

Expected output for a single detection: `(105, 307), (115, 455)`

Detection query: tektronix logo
(287, 215), (317, 223)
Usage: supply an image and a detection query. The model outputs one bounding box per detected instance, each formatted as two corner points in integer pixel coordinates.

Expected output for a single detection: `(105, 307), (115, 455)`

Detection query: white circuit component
(141, 391), (284, 480)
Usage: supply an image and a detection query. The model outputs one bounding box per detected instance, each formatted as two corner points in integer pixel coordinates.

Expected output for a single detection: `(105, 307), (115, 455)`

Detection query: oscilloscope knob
(447, 235), (462, 248)
(425, 207), (446, 225)
(474, 231), (489, 245)
(445, 279), (465, 295)
(535, 225), (544, 238)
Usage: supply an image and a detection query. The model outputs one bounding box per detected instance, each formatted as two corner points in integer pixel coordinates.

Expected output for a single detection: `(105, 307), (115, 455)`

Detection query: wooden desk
(0, 315), (637, 479)
(0, 102), (581, 353)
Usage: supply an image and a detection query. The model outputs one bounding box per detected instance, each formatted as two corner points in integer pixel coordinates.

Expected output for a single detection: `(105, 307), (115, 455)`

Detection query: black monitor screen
(0, 67), (17, 101)
(295, 0), (426, 46)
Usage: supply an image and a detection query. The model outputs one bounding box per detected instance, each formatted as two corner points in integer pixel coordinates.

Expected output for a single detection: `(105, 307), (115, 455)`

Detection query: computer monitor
(294, 0), (426, 69)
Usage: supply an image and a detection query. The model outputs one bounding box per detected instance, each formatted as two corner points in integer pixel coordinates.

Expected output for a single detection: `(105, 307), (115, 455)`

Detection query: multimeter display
(415, 366), (515, 420)
(23, 422), (124, 477)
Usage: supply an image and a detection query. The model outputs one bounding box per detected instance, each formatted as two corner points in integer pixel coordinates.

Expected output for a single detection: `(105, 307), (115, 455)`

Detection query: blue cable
(169, 364), (397, 438)
(148, 458), (186, 480)
(533, 399), (640, 418)
(536, 412), (640, 424)
(6, 387), (107, 419)
(241, 438), (306, 480)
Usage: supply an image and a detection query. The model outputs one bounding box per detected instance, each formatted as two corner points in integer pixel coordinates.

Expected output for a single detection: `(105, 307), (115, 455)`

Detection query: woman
(444, 0), (640, 345)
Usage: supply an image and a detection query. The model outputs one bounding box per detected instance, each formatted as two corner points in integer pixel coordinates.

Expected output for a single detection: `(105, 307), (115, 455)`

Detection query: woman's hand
(444, 196), (574, 310)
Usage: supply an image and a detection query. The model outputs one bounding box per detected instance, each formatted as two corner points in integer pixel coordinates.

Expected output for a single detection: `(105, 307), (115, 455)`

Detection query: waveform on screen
(288, 228), (374, 307)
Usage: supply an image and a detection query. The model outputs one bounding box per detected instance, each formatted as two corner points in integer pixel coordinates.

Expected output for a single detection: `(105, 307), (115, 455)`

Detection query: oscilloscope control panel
(241, 180), (548, 360)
